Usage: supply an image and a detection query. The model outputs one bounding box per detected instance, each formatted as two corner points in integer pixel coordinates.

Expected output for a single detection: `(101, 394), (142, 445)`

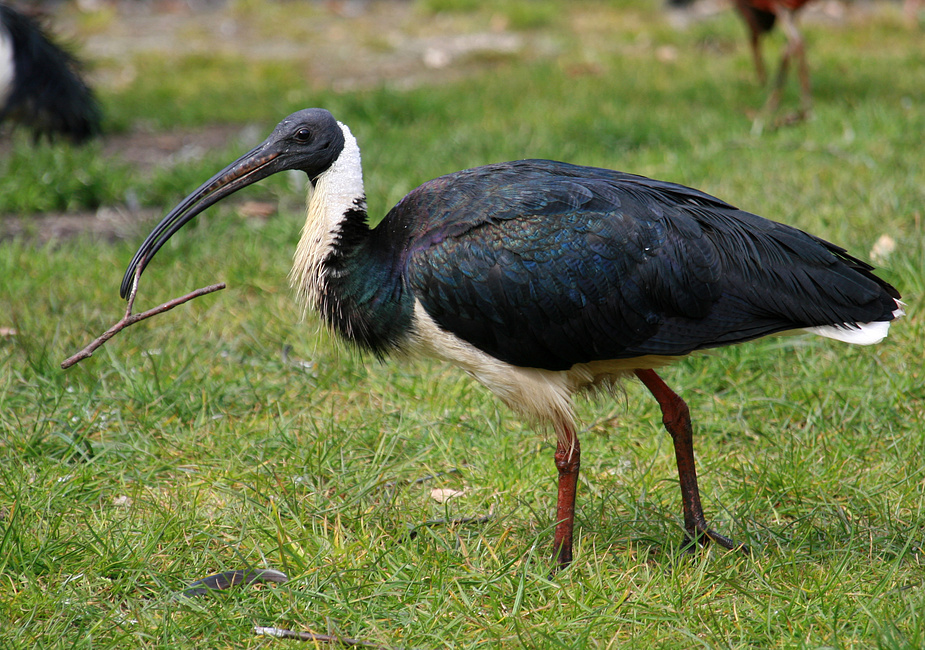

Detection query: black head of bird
(122, 108), (346, 296)
(122, 108), (903, 570)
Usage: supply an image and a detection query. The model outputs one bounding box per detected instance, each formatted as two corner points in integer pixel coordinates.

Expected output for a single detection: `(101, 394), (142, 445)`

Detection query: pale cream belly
(403, 300), (679, 431)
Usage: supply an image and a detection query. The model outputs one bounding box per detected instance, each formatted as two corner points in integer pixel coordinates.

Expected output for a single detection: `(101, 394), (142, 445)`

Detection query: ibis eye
(294, 128), (312, 143)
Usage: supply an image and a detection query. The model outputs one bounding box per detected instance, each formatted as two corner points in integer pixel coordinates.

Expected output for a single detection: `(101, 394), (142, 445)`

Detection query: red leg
(634, 369), (748, 553)
(552, 418), (580, 570)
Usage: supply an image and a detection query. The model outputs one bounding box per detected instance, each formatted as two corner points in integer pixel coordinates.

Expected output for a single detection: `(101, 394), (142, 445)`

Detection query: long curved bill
(120, 143), (281, 299)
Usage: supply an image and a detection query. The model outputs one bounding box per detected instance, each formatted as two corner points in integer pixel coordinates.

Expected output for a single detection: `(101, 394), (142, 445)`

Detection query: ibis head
(120, 108), (345, 299)
(121, 108), (902, 571)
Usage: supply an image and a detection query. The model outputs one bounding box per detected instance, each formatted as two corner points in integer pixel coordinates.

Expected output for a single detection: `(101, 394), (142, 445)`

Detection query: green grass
(1, 1), (924, 647)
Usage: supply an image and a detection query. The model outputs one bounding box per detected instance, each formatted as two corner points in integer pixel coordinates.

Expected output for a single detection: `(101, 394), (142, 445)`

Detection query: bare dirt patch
(1, 0), (538, 240)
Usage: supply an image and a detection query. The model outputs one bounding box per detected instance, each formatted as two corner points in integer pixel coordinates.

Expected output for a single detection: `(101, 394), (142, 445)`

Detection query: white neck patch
(290, 122), (366, 310)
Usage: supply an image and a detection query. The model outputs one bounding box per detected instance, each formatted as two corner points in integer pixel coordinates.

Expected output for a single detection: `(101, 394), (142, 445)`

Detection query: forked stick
(61, 265), (225, 370)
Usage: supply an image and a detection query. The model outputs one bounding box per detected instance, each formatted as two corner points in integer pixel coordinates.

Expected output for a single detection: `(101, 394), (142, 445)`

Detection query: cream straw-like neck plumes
(290, 122), (366, 311)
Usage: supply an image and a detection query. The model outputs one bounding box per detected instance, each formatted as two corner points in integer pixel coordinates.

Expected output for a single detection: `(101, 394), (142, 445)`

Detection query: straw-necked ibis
(0, 2), (100, 142)
(122, 109), (902, 570)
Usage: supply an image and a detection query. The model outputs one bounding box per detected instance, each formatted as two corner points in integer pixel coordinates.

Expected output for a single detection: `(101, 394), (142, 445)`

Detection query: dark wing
(390, 160), (898, 371)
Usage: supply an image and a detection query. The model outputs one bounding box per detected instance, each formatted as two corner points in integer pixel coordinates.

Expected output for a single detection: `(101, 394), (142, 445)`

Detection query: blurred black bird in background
(0, 2), (100, 143)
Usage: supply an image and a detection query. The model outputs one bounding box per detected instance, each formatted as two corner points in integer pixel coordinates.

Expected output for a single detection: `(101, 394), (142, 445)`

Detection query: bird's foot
(752, 107), (812, 135)
(551, 544), (573, 574)
(680, 524), (750, 555)
(774, 107), (811, 128)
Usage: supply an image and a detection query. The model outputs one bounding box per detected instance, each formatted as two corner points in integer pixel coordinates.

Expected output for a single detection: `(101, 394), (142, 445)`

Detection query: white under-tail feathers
(804, 301), (905, 345)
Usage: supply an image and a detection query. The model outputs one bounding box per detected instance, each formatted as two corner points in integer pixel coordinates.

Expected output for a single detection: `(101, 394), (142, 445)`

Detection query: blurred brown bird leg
(738, 0), (814, 133)
(734, 0), (772, 84)
(766, 5), (812, 122)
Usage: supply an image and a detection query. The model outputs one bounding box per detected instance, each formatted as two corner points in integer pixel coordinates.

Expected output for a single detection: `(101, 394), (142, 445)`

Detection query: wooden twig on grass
(61, 265), (225, 370)
(254, 627), (395, 648)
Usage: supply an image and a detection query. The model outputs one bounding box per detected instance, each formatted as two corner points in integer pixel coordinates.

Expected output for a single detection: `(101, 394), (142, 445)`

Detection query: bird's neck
(290, 123), (413, 355)
(291, 123), (367, 309)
